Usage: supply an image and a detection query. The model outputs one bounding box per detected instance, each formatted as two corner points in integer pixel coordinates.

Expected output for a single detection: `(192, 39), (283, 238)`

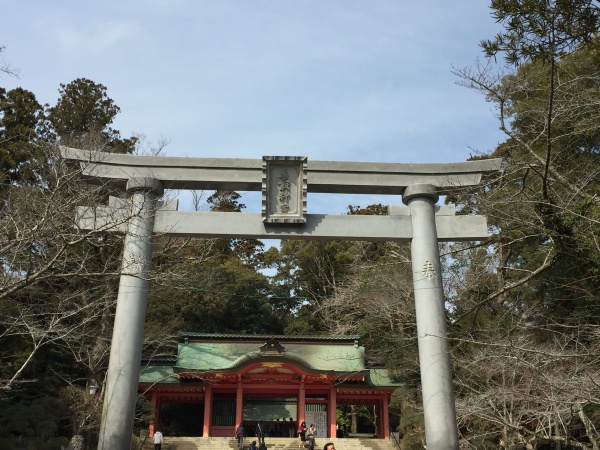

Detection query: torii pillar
(404, 184), (458, 450)
(98, 178), (163, 450)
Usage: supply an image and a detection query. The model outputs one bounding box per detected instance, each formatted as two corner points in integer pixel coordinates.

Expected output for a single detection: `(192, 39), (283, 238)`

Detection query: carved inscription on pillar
(262, 156), (307, 223)
(422, 261), (436, 280)
(122, 255), (147, 276)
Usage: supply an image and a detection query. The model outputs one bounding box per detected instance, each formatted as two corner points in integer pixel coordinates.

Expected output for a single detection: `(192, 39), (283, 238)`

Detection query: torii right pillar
(403, 183), (459, 450)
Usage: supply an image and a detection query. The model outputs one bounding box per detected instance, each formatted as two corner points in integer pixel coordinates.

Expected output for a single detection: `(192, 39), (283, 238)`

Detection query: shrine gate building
(139, 333), (402, 439)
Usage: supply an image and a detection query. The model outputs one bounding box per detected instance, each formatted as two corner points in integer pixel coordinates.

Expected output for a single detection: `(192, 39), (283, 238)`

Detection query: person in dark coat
(256, 419), (267, 444)
(235, 423), (246, 449)
(282, 418), (289, 437)
(274, 419), (282, 437)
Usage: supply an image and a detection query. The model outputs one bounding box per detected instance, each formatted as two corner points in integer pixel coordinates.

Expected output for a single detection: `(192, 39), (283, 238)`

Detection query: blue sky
(2, 0), (504, 213)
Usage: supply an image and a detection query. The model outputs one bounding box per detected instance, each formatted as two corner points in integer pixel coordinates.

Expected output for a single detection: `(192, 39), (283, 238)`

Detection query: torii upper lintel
(61, 146), (501, 195)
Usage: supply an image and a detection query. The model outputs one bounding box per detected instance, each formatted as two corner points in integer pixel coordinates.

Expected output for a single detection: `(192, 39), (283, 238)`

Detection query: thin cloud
(52, 20), (143, 55)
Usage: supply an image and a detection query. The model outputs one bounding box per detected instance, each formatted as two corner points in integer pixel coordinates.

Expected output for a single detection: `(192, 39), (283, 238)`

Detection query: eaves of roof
(177, 332), (361, 343)
(139, 365), (179, 384)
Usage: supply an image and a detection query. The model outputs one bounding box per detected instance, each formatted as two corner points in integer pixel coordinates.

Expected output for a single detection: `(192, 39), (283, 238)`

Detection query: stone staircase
(141, 437), (397, 450)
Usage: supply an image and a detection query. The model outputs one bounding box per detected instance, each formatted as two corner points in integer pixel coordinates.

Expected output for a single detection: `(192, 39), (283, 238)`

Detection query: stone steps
(142, 437), (396, 450)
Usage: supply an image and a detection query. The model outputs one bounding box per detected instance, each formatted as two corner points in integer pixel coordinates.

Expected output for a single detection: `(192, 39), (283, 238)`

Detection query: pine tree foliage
(47, 78), (137, 153)
(482, 0), (600, 65)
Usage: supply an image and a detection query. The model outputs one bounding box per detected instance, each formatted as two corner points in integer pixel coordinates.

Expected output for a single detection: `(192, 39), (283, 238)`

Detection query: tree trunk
(577, 404), (600, 450)
(63, 435), (84, 450)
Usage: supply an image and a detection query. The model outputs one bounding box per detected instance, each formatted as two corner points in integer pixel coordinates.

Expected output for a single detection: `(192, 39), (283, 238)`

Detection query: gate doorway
(160, 402), (204, 437)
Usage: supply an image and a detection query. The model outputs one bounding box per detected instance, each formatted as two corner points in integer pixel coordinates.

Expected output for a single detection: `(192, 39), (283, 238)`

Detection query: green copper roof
(365, 369), (404, 387)
(139, 334), (403, 388)
(139, 364), (179, 384)
(176, 340), (365, 373)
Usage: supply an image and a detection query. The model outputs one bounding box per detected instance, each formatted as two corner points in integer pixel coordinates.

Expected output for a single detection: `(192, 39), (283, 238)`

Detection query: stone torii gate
(62, 147), (500, 450)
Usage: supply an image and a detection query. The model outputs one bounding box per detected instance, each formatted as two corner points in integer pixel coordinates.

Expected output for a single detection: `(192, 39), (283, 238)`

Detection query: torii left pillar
(98, 178), (164, 450)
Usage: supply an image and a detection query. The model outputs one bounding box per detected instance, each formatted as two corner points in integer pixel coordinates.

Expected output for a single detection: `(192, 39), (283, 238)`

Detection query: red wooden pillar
(375, 402), (381, 438)
(382, 395), (390, 439)
(328, 386), (337, 438)
(151, 394), (159, 436)
(297, 381), (306, 425)
(203, 385), (212, 437)
(236, 381), (244, 427)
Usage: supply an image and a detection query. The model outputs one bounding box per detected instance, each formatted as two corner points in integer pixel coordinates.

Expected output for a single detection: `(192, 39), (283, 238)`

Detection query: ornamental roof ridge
(177, 332), (361, 342)
(140, 356), (177, 363)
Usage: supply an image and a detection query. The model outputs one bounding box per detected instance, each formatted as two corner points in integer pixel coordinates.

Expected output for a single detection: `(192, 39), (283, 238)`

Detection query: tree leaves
(482, 0), (600, 65)
(0, 87), (44, 184)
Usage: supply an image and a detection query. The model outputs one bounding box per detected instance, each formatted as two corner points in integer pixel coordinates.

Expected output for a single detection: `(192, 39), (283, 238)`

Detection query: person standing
(153, 429), (163, 450)
(236, 422), (246, 449)
(256, 419), (267, 445)
(307, 424), (317, 450)
(297, 421), (307, 448)
(288, 418), (295, 438)
(275, 419), (282, 437)
(267, 418), (275, 437)
(282, 418), (289, 437)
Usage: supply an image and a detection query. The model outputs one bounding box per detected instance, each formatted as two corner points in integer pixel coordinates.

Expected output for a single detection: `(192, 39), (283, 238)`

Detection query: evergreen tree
(0, 87), (43, 184)
(145, 190), (285, 338)
(47, 78), (136, 153)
